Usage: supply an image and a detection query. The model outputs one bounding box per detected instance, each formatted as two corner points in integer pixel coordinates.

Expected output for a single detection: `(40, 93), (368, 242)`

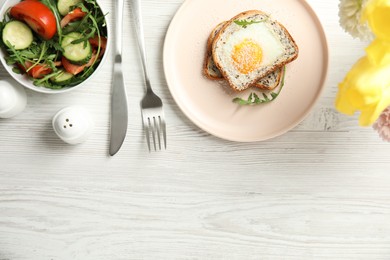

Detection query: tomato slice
(53, 61), (62, 67)
(10, 1), (57, 40)
(30, 65), (52, 78)
(89, 36), (107, 50)
(18, 62), (53, 78)
(17, 61), (31, 74)
(62, 53), (98, 75)
(62, 56), (86, 75)
(85, 52), (98, 67)
(89, 36), (107, 57)
(60, 8), (87, 28)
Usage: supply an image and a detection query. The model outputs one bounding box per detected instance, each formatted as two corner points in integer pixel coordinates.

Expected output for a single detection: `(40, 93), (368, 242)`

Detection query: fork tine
(143, 116), (151, 152)
(149, 117), (157, 151)
(160, 116), (166, 149)
(155, 116), (161, 150)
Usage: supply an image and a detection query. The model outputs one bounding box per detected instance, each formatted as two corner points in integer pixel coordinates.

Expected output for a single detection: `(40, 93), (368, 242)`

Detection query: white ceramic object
(52, 106), (94, 144)
(0, 79), (27, 118)
(0, 0), (110, 94)
(163, 0), (329, 142)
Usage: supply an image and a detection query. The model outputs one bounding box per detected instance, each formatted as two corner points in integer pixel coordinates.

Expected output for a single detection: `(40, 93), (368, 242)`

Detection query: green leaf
(247, 93), (253, 102)
(270, 92), (278, 99)
(71, 28), (96, 44)
(12, 67), (22, 74)
(232, 97), (249, 105)
(232, 66), (287, 106)
(234, 19), (261, 28)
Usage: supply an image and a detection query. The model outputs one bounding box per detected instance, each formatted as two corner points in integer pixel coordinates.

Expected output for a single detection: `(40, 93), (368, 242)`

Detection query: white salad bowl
(0, 0), (110, 94)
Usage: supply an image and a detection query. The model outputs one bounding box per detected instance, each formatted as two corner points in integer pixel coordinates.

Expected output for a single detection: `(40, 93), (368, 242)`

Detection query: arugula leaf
(26, 41), (48, 72)
(5, 42), (27, 67)
(71, 28), (96, 45)
(62, 20), (84, 34)
(12, 67), (22, 74)
(232, 66), (287, 106)
(234, 19), (263, 28)
(0, 15), (10, 49)
(0, 20), (5, 47)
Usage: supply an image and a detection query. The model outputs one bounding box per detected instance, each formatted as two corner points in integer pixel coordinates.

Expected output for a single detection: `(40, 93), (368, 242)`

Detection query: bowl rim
(0, 0), (110, 94)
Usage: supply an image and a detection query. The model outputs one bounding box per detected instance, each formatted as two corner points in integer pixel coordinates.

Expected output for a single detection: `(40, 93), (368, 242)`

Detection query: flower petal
(335, 56), (390, 126)
(366, 39), (390, 66)
(363, 0), (390, 41)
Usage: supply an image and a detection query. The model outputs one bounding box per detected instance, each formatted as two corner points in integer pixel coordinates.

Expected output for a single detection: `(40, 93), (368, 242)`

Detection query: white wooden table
(1, 0), (390, 259)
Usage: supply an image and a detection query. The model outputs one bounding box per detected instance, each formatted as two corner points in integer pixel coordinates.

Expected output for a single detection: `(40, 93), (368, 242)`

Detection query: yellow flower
(336, 56), (390, 126)
(362, 0), (390, 41)
(366, 39), (390, 66)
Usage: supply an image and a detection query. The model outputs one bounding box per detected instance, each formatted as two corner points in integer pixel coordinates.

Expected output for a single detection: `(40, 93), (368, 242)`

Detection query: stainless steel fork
(130, 0), (166, 151)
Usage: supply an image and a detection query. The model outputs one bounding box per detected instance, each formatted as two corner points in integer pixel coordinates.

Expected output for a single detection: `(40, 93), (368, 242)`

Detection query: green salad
(0, 0), (107, 89)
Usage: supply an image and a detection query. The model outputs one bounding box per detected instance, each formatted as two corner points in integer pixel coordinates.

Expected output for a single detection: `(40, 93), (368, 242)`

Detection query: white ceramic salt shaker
(0, 79), (27, 118)
(52, 106), (94, 144)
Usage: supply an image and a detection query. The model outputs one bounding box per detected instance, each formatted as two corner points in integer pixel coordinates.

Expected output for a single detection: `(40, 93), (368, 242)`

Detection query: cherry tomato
(10, 1), (57, 40)
(60, 8), (87, 28)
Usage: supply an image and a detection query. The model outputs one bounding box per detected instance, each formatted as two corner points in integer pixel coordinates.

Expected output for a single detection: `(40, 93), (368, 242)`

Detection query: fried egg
(222, 22), (285, 75)
(211, 10), (299, 91)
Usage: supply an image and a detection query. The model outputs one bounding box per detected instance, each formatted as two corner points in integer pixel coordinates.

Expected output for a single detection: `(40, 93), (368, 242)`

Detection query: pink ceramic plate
(163, 0), (328, 142)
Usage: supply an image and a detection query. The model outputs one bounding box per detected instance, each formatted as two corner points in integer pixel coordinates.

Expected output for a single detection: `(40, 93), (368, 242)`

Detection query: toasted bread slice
(204, 21), (283, 90)
(204, 55), (223, 79)
(203, 22), (225, 80)
(212, 10), (299, 92)
(252, 67), (283, 90)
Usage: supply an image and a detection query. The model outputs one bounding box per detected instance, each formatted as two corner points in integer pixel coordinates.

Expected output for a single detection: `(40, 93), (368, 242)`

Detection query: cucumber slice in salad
(58, 0), (83, 16)
(61, 32), (92, 65)
(51, 70), (74, 85)
(2, 20), (33, 50)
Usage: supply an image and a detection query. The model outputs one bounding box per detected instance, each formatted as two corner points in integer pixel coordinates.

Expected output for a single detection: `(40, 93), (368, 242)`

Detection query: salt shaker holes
(52, 106), (94, 145)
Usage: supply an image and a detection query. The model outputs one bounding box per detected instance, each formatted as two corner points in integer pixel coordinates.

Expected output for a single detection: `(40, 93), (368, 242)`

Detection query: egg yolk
(232, 39), (263, 74)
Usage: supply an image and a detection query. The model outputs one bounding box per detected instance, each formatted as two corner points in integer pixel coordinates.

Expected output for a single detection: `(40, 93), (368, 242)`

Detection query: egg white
(222, 22), (284, 70)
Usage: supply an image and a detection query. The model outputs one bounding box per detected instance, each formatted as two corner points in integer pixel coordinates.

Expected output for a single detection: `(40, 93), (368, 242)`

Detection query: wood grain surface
(1, 0), (390, 259)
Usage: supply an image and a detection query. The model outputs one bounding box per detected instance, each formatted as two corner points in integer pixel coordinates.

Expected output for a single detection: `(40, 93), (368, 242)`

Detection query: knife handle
(115, 0), (124, 56)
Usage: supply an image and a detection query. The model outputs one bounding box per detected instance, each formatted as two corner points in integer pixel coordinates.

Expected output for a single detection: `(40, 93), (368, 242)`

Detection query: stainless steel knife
(109, 0), (128, 156)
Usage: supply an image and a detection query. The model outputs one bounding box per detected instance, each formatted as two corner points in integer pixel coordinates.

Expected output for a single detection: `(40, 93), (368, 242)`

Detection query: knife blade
(109, 0), (128, 156)
(109, 56), (128, 156)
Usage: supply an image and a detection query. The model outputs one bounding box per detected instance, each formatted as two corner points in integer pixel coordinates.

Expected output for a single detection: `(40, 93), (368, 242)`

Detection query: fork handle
(131, 0), (153, 93)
